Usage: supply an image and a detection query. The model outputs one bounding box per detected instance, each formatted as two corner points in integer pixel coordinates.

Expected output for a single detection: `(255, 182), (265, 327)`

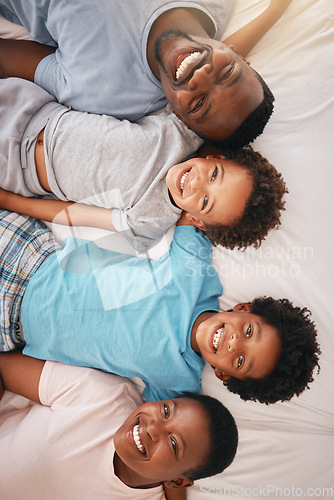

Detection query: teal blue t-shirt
(21, 226), (223, 401)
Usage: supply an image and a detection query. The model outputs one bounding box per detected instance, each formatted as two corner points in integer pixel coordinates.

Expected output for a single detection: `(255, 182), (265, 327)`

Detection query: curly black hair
(205, 146), (288, 249)
(224, 297), (321, 404)
(182, 393), (238, 481)
(201, 72), (275, 150)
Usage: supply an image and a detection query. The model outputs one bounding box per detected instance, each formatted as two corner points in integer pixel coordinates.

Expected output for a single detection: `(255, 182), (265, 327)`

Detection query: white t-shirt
(0, 362), (165, 500)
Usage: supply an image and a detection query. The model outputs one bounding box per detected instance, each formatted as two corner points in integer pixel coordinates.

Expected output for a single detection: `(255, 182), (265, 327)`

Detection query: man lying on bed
(0, 351), (238, 499)
(0, 0), (292, 148)
(0, 210), (320, 405)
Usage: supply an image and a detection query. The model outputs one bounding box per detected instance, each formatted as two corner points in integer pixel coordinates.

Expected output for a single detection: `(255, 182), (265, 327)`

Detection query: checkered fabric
(0, 210), (62, 351)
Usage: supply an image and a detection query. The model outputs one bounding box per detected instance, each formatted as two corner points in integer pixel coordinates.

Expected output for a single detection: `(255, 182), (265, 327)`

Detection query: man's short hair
(204, 73), (275, 150)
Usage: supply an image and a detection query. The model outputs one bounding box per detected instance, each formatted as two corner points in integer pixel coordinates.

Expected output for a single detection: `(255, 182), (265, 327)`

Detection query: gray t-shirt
(44, 107), (203, 251)
(0, 0), (236, 116)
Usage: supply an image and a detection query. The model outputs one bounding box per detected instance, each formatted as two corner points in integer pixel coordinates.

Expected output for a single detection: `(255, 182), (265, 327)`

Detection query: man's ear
(214, 368), (231, 383)
(171, 109), (190, 129)
(185, 212), (206, 231)
(228, 45), (250, 64)
(233, 303), (253, 313)
(164, 477), (194, 489)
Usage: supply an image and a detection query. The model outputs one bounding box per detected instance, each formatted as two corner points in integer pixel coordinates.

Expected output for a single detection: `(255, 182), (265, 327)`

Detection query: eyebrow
(172, 400), (187, 457)
(243, 322), (262, 376)
(224, 68), (242, 89)
(205, 164), (223, 215)
(197, 63), (243, 123)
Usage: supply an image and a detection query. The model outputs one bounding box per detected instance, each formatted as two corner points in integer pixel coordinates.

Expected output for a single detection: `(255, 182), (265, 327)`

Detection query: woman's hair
(182, 393), (238, 480)
(225, 297), (321, 404)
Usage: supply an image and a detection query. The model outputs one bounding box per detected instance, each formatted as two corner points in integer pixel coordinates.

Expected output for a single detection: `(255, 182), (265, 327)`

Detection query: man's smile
(175, 51), (202, 81)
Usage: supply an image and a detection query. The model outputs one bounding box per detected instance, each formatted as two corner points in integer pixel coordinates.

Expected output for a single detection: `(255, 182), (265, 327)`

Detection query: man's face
(155, 31), (264, 140)
(166, 154), (253, 229)
(195, 304), (282, 382)
(114, 398), (210, 487)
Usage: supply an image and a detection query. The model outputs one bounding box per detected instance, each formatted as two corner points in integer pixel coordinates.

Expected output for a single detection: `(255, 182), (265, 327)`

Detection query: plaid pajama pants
(0, 210), (62, 351)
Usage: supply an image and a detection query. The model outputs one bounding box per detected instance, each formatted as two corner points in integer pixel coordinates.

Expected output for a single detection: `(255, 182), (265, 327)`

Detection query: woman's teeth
(133, 424), (145, 455)
(175, 52), (201, 80)
(180, 171), (189, 193)
(213, 326), (224, 351)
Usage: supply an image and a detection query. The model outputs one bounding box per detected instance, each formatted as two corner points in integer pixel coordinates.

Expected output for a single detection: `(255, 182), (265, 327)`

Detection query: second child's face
(195, 304), (282, 382)
(166, 155), (253, 229)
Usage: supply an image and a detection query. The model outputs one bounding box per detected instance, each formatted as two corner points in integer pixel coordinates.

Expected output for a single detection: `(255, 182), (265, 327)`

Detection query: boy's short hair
(225, 297), (321, 404)
(202, 73), (274, 150)
(205, 147), (288, 249)
(182, 393), (238, 480)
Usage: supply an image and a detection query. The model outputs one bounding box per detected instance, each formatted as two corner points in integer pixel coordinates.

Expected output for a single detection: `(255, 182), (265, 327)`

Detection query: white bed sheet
(193, 0), (334, 498)
(1, 0), (333, 498)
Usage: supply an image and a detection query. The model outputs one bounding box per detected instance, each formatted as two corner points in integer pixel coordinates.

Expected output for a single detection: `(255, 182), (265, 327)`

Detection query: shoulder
(171, 225), (212, 261)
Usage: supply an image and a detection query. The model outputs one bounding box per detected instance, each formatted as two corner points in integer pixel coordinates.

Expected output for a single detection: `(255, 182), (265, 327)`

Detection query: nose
(227, 332), (240, 353)
(190, 173), (204, 192)
(188, 63), (212, 91)
(146, 418), (161, 442)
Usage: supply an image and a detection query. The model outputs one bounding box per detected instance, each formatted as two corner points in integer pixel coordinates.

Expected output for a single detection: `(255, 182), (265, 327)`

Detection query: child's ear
(185, 212), (206, 231)
(164, 477), (194, 489)
(233, 303), (253, 313)
(214, 368), (231, 383)
(205, 154), (226, 160)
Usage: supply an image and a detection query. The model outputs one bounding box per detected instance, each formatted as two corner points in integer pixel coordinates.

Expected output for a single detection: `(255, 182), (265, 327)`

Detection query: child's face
(195, 304), (282, 382)
(114, 398), (210, 487)
(166, 155), (253, 230)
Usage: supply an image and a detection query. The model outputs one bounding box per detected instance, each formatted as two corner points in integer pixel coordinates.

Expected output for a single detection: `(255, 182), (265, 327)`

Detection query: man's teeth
(213, 327), (224, 351)
(133, 424), (145, 455)
(180, 171), (189, 193)
(176, 52), (201, 80)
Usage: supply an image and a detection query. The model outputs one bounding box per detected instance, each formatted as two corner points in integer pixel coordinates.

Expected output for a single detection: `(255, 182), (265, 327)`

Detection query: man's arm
(223, 0), (293, 57)
(0, 38), (55, 79)
(0, 351), (45, 403)
(0, 188), (117, 232)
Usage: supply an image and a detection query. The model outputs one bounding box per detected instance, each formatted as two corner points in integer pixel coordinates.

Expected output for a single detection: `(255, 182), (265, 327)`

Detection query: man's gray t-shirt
(0, 0), (236, 117)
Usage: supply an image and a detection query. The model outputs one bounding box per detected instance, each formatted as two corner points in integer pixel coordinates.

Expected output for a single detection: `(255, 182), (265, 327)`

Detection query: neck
(191, 311), (216, 353)
(147, 8), (210, 78)
(113, 453), (161, 490)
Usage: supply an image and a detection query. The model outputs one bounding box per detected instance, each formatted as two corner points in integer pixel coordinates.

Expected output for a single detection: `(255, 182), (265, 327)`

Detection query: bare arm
(0, 38), (55, 80)
(223, 0), (293, 57)
(0, 188), (117, 232)
(0, 351), (45, 403)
